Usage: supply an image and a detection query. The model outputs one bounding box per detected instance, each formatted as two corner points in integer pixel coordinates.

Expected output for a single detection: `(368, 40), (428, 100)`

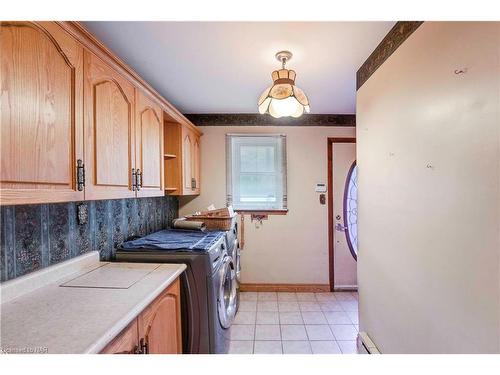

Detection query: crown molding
(357, 21), (424, 90)
(184, 113), (355, 127)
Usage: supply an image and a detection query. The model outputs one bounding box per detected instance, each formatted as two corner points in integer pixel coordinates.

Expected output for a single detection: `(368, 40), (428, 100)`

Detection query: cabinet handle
(133, 345), (142, 354)
(76, 159), (85, 191)
(132, 168), (137, 191)
(191, 178), (196, 189)
(136, 169), (142, 191)
(139, 338), (148, 354)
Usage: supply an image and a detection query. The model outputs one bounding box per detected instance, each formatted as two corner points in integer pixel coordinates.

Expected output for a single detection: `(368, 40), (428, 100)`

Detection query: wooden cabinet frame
(101, 278), (182, 354)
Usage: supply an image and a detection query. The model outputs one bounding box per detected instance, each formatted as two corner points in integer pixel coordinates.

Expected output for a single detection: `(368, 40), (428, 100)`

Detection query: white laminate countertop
(0, 251), (186, 354)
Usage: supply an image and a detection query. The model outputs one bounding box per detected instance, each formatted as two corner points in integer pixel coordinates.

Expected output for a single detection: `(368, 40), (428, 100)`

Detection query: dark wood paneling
(185, 114), (355, 127)
(357, 21), (424, 90)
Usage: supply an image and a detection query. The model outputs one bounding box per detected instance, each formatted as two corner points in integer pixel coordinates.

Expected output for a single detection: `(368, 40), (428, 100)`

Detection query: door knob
(335, 223), (347, 231)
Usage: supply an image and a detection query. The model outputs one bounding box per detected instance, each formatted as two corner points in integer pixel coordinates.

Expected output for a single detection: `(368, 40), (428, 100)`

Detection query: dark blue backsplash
(0, 196), (178, 282)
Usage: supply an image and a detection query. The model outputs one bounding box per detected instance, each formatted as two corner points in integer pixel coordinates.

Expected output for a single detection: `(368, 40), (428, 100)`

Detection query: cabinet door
(138, 279), (182, 354)
(100, 320), (139, 354)
(84, 51), (136, 200)
(181, 127), (193, 195)
(0, 21), (84, 205)
(191, 134), (200, 194)
(135, 90), (164, 197)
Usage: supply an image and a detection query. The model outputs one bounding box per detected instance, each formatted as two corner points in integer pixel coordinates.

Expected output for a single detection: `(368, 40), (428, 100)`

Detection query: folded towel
(172, 218), (206, 231)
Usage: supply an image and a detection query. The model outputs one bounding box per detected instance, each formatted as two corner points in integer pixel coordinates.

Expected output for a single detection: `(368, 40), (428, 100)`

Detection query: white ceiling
(83, 22), (395, 114)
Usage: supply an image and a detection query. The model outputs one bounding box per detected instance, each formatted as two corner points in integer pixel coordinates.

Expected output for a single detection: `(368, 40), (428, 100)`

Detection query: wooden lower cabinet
(100, 320), (140, 354)
(138, 277), (182, 354)
(100, 278), (182, 354)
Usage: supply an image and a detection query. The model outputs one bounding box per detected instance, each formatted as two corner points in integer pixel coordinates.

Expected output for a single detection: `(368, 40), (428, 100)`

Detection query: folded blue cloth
(121, 229), (225, 251)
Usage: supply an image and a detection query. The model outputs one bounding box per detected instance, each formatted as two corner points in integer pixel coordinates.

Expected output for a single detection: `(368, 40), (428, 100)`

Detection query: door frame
(327, 137), (356, 292)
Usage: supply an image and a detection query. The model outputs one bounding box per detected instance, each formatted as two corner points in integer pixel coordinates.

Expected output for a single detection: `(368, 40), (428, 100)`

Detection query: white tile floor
(229, 291), (359, 354)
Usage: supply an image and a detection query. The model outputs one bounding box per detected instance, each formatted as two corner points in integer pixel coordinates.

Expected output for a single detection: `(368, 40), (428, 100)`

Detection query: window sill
(235, 209), (288, 215)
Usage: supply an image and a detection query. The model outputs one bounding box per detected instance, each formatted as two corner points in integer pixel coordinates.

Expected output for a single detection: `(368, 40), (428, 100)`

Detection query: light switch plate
(315, 183), (327, 193)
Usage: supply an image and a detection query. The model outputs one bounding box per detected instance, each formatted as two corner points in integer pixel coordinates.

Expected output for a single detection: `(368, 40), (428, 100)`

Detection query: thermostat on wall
(315, 183), (327, 193)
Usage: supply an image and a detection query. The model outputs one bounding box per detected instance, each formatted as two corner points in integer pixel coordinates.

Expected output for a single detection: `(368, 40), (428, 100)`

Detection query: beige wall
(357, 22), (500, 353)
(179, 125), (355, 285)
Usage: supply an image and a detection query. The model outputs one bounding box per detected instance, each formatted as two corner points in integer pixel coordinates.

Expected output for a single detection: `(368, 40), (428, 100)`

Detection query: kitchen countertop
(0, 251), (186, 354)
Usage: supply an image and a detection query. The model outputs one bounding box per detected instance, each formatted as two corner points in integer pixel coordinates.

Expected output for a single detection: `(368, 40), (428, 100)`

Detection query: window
(343, 161), (358, 260)
(226, 134), (287, 211)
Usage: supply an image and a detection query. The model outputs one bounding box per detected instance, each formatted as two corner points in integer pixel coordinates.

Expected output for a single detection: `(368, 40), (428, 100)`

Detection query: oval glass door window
(343, 161), (358, 260)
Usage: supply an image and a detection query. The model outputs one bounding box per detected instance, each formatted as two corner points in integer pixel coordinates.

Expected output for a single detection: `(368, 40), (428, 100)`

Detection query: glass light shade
(258, 68), (310, 118)
(269, 97), (303, 118)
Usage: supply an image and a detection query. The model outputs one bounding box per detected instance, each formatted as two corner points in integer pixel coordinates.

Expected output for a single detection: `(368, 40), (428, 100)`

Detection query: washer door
(218, 256), (237, 329)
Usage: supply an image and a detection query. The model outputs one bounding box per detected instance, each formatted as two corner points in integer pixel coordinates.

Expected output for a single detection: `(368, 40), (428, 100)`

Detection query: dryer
(115, 229), (237, 354)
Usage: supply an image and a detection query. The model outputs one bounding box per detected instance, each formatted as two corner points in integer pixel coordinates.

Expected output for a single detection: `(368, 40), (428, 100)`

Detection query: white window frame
(226, 134), (287, 212)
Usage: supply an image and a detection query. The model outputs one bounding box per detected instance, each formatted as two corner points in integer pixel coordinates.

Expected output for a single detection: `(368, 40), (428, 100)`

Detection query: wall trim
(239, 283), (331, 292)
(184, 114), (355, 127)
(356, 21), (424, 90)
(334, 286), (358, 292)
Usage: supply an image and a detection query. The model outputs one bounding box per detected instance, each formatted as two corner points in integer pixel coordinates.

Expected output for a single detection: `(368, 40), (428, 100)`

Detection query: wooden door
(181, 126), (193, 195)
(0, 21), (84, 205)
(100, 320), (139, 354)
(138, 279), (182, 354)
(84, 51), (136, 200)
(135, 90), (164, 197)
(327, 138), (357, 291)
(191, 134), (200, 194)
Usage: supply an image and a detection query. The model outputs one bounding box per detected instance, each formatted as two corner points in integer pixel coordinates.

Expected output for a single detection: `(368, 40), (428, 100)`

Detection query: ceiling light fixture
(258, 50), (310, 118)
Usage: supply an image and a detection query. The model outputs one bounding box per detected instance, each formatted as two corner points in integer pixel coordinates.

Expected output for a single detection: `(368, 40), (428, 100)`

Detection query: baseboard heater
(357, 332), (381, 354)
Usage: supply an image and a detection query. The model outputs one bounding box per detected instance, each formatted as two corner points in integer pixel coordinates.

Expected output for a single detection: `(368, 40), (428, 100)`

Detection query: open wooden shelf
(163, 118), (201, 196)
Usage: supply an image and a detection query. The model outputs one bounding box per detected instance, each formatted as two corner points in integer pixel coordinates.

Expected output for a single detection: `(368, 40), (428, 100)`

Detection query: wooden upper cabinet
(84, 51), (136, 200)
(0, 21), (199, 205)
(0, 21), (84, 205)
(192, 136), (201, 195)
(164, 121), (201, 196)
(135, 91), (164, 197)
(182, 129), (193, 193)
